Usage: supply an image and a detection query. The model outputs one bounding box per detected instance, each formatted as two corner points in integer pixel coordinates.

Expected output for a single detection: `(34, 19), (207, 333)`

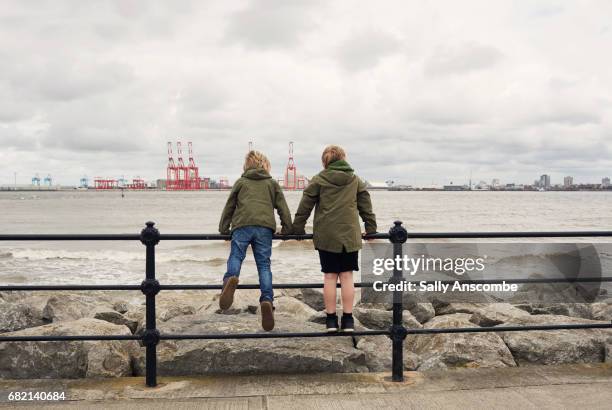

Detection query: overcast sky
(1, 0), (611, 186)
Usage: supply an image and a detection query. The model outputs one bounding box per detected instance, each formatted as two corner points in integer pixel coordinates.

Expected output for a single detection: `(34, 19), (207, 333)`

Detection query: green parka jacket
(219, 168), (292, 235)
(292, 160), (376, 252)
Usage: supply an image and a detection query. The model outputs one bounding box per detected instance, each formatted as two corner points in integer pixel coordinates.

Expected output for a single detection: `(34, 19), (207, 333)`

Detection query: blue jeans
(223, 226), (274, 303)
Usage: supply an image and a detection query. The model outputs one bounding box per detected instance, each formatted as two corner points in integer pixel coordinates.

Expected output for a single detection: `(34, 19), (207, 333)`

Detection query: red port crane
(166, 141), (206, 190)
(187, 142), (204, 189)
(281, 142), (306, 190)
(176, 142), (188, 190)
(166, 142), (178, 190)
(94, 178), (117, 189)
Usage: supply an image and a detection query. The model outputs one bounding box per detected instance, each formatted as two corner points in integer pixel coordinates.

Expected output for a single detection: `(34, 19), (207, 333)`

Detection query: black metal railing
(1, 221), (611, 387)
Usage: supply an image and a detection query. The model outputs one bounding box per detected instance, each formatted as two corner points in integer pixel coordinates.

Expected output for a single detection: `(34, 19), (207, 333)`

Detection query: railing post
(389, 220), (408, 382)
(140, 221), (161, 387)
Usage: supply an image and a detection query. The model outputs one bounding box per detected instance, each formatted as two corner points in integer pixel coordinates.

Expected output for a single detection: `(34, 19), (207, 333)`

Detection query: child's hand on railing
(362, 231), (376, 242)
(291, 228), (306, 239)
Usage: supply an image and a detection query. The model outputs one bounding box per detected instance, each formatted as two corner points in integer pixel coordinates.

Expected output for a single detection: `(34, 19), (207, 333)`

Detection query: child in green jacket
(293, 145), (376, 332)
(219, 150), (292, 331)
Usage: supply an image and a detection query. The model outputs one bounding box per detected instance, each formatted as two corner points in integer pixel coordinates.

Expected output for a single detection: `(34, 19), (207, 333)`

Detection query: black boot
(341, 313), (354, 332)
(325, 313), (339, 332)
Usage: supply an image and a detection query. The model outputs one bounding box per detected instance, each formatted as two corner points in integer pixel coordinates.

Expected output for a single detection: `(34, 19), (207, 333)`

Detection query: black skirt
(318, 249), (359, 273)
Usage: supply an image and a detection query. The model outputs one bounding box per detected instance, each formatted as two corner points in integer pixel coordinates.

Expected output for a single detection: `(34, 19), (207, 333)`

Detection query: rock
(112, 301), (130, 314)
(297, 288), (326, 311)
(470, 304), (532, 327)
(434, 303), (487, 316)
(511, 275), (601, 305)
(356, 336), (420, 371)
(0, 318), (137, 378)
(406, 302), (435, 324)
(513, 303), (594, 319)
(159, 305), (197, 322)
(132, 312), (368, 376)
(591, 303), (612, 321)
(203, 289), (261, 315)
(353, 305), (421, 330)
(274, 296), (326, 324)
(409, 314), (516, 370)
(123, 306), (146, 334)
(497, 314), (610, 365)
(42, 295), (113, 322)
(94, 311), (139, 333)
(606, 342), (612, 363)
(277, 288), (302, 298)
(0, 301), (46, 333)
(158, 292), (214, 319)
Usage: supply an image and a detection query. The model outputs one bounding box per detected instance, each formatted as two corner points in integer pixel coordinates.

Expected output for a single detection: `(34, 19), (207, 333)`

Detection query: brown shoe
(219, 276), (239, 310)
(260, 300), (275, 331)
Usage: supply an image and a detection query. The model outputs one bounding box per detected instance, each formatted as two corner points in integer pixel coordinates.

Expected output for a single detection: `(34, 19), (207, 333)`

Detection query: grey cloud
(530, 4), (565, 19)
(224, 0), (319, 49)
(425, 43), (503, 76)
(336, 29), (401, 71)
(34, 62), (134, 102)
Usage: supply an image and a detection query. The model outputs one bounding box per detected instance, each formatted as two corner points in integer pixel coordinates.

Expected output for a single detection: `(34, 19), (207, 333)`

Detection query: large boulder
(406, 302), (435, 324)
(274, 296), (326, 324)
(0, 318), (137, 378)
(469, 303), (532, 327)
(0, 301), (46, 333)
(513, 303), (594, 319)
(355, 336), (420, 371)
(591, 303), (612, 321)
(157, 292), (215, 319)
(409, 314), (516, 370)
(94, 311), (139, 334)
(42, 295), (114, 322)
(132, 312), (367, 376)
(434, 303), (488, 316)
(202, 289), (261, 315)
(497, 314), (610, 365)
(353, 305), (421, 330)
(297, 288), (326, 311)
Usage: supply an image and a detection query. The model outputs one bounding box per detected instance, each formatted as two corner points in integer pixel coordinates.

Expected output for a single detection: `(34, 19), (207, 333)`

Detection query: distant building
(563, 176), (573, 188)
(603, 177), (611, 188)
(474, 181), (489, 190)
(539, 174), (551, 190)
(491, 178), (500, 188)
(443, 184), (469, 191)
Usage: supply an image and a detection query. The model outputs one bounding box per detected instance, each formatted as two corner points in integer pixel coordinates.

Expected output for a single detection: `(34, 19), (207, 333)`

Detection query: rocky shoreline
(1, 289), (611, 379)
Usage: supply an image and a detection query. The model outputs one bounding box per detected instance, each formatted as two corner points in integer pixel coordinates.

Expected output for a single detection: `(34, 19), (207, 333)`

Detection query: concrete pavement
(1, 364), (610, 409)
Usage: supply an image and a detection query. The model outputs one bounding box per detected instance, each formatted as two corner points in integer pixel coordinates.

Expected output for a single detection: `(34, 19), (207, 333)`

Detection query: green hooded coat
(219, 168), (292, 235)
(292, 160), (377, 252)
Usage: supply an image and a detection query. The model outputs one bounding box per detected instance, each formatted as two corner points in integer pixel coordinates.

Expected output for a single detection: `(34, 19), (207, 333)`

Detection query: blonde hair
(321, 145), (346, 168)
(243, 150), (271, 172)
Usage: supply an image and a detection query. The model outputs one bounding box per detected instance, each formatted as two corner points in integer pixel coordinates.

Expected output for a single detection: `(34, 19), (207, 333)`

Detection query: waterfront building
(539, 174), (551, 190)
(564, 176), (573, 188)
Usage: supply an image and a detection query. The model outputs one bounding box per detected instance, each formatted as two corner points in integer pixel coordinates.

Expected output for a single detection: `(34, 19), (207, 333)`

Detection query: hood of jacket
(318, 160), (355, 186)
(242, 168), (272, 180)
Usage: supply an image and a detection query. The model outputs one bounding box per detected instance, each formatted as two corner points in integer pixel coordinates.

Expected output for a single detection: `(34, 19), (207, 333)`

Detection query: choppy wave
(273, 240), (314, 249)
(1, 248), (231, 266)
(5, 249), (143, 262)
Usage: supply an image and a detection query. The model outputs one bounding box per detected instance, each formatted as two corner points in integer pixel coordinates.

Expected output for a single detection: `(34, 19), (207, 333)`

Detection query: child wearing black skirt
(293, 145), (377, 332)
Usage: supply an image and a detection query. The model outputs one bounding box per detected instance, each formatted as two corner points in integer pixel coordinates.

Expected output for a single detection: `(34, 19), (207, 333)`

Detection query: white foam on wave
(2, 248), (231, 265)
(5, 248), (144, 262)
